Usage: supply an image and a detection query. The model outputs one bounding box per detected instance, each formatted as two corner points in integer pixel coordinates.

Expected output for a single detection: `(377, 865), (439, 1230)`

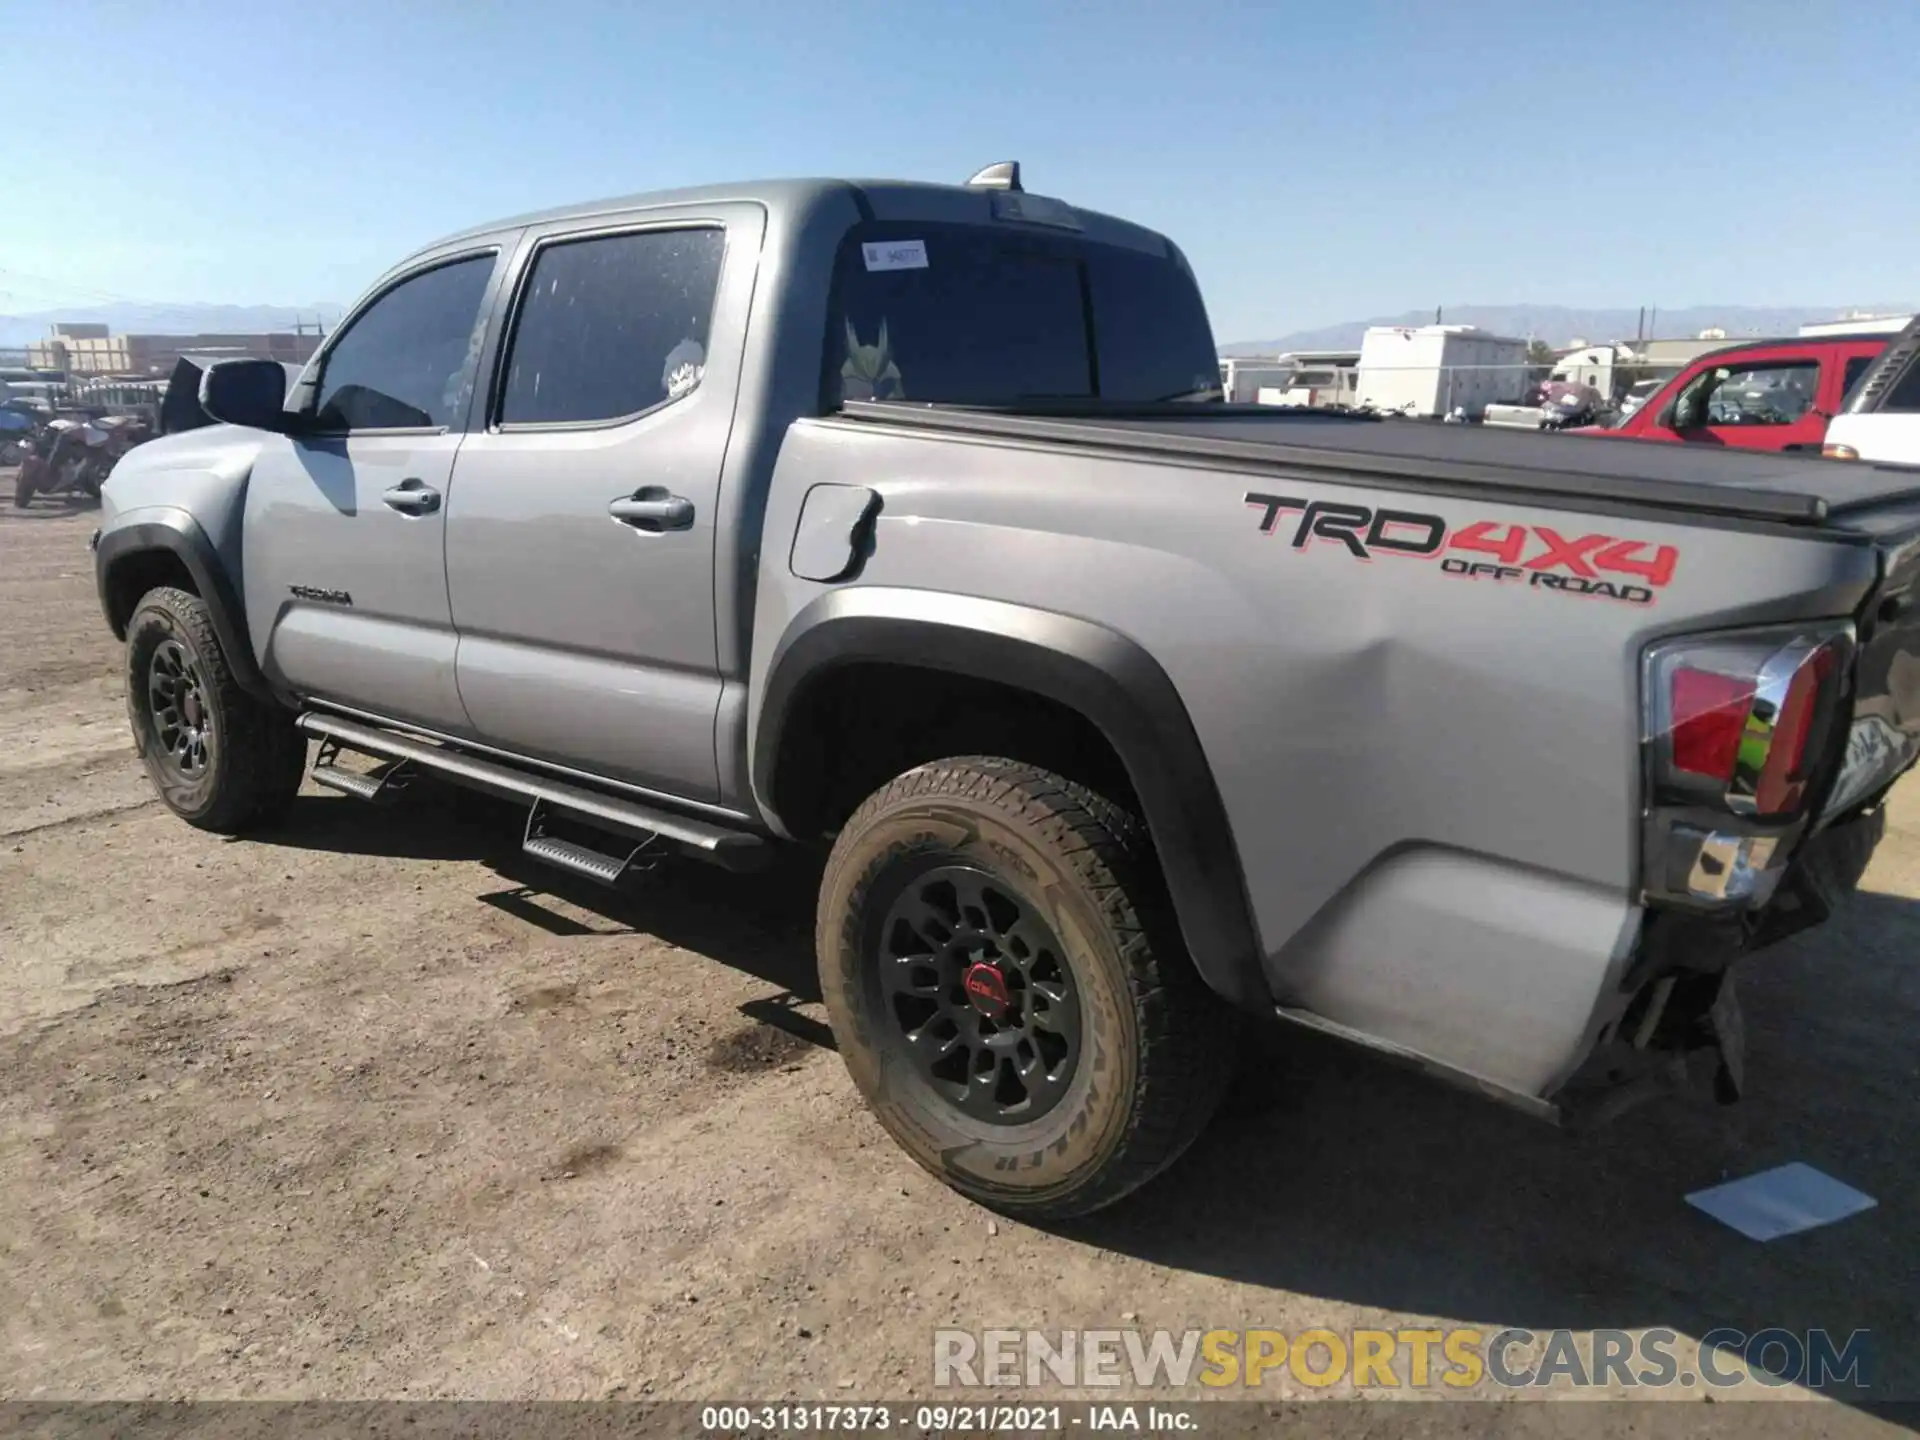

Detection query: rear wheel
(818, 757), (1236, 1219)
(125, 586), (307, 833)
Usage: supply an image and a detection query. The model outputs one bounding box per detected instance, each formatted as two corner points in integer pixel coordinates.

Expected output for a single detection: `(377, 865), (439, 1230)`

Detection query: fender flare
(94, 508), (273, 702)
(753, 587), (1269, 1011)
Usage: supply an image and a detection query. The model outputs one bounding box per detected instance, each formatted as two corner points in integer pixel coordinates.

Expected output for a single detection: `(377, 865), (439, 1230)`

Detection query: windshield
(825, 222), (1222, 408)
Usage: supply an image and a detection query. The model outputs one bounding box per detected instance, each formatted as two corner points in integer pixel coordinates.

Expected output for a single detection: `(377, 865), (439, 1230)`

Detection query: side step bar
(523, 797), (663, 887)
(295, 712), (768, 873)
(310, 733), (410, 804)
(310, 763), (396, 803)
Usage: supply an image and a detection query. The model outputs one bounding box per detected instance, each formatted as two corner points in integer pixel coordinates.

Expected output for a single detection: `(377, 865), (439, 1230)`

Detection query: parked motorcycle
(13, 415), (149, 508)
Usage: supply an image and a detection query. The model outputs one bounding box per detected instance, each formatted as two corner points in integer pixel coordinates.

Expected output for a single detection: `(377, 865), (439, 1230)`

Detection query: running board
(522, 797), (662, 887)
(310, 734), (409, 804)
(310, 764), (395, 803)
(294, 712), (768, 871)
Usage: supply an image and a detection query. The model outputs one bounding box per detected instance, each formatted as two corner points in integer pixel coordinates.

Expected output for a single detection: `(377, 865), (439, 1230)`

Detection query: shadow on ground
(1075, 887), (1920, 1406)
(255, 782), (825, 1004)
(253, 783), (1920, 1405)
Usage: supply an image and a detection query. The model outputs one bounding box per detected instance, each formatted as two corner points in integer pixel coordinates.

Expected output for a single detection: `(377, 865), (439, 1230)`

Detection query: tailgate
(1825, 530), (1920, 821)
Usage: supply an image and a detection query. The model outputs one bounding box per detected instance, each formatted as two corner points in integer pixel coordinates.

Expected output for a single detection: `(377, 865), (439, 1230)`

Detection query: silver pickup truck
(92, 164), (1920, 1217)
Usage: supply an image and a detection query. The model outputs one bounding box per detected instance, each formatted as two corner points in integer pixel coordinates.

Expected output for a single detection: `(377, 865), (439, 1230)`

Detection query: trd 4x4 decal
(1243, 491), (1677, 605)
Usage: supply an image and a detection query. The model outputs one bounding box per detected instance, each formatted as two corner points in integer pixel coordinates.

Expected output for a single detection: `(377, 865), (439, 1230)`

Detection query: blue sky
(5, 0), (1916, 340)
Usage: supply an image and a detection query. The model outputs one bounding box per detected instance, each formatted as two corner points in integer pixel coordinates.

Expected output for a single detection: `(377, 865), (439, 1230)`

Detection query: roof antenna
(965, 161), (1022, 192)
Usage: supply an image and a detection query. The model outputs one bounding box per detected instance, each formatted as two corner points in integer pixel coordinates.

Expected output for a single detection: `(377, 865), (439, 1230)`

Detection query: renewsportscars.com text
(933, 1326), (1872, 1392)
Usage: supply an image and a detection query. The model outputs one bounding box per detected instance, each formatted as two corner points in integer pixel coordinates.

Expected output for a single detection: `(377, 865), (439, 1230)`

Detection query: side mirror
(199, 358), (297, 433)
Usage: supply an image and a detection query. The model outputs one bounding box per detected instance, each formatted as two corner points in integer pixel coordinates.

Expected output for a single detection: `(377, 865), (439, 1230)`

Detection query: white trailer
(1218, 358), (1296, 404)
(1354, 324), (1529, 419)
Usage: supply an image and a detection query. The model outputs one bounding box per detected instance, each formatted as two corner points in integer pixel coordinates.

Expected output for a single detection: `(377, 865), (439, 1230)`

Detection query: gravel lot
(2, 470), (1916, 1429)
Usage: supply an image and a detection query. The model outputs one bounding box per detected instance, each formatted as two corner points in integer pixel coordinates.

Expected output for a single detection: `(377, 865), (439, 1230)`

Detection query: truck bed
(837, 400), (1920, 530)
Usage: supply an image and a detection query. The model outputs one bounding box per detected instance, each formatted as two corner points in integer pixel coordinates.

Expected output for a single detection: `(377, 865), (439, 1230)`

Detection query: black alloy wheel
(818, 757), (1239, 1218)
(875, 863), (1082, 1124)
(146, 637), (215, 781)
(123, 585), (307, 833)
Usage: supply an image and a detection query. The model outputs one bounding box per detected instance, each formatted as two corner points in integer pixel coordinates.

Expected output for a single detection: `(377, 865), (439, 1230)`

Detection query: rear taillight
(1667, 668), (1751, 780)
(1647, 628), (1851, 820)
(1643, 625), (1853, 907)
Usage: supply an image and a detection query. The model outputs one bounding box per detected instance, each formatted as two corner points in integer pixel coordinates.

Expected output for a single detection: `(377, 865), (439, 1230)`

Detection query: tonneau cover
(838, 401), (1920, 529)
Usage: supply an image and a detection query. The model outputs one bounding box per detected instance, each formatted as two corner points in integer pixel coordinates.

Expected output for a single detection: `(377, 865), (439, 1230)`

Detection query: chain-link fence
(1244, 359), (1686, 420)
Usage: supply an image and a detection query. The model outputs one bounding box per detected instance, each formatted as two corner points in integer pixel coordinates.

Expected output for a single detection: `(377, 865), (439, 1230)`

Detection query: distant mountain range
(1221, 304), (1919, 356)
(10, 298), (1914, 360)
(0, 303), (343, 348)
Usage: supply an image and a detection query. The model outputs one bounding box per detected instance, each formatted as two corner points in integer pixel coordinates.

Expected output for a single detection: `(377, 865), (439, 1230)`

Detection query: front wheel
(817, 758), (1237, 1219)
(125, 586), (307, 833)
(11, 459), (39, 507)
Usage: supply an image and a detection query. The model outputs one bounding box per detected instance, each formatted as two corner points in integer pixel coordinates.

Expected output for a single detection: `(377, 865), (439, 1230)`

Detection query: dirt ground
(2, 471), (1917, 1428)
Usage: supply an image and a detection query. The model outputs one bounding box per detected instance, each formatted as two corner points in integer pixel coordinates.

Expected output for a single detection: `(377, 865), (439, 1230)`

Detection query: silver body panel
(244, 431), (469, 731)
(441, 202), (769, 801)
(744, 418), (1883, 1094)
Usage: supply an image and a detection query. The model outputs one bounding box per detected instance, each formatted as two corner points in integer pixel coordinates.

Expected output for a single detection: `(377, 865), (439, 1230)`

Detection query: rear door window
(498, 227), (726, 426)
(1842, 353), (1877, 402)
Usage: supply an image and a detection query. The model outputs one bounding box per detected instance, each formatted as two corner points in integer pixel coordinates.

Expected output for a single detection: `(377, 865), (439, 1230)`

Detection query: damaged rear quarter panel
(752, 420), (1879, 1094)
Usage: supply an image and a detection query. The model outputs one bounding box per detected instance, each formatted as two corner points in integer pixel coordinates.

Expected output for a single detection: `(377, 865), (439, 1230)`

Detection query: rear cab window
(823, 223), (1220, 409)
(1884, 362), (1920, 412)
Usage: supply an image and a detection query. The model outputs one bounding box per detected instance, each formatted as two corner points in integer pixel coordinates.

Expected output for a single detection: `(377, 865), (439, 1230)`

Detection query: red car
(1580, 333), (1887, 452)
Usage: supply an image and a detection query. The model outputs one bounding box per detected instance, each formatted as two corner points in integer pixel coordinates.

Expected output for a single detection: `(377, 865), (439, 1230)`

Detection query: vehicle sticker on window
(841, 321), (905, 401)
(861, 239), (929, 272)
(662, 338), (706, 401)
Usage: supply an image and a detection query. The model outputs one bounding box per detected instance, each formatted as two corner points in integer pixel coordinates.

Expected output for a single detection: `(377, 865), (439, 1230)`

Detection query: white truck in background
(1354, 323), (1528, 419)
(1825, 313), (1920, 466)
(1218, 358), (1295, 405)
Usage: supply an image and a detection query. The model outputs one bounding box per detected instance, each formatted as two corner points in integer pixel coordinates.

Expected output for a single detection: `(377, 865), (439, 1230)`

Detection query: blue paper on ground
(1685, 1162), (1877, 1241)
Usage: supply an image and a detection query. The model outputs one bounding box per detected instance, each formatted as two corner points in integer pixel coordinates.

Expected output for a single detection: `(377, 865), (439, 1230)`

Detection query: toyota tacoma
(91, 164), (1920, 1217)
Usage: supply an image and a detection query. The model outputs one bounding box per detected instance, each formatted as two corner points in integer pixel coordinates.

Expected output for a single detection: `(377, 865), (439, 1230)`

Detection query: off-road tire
(126, 586), (306, 833)
(818, 757), (1237, 1219)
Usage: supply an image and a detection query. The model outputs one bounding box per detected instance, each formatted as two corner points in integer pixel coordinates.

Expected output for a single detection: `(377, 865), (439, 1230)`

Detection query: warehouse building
(25, 326), (321, 378)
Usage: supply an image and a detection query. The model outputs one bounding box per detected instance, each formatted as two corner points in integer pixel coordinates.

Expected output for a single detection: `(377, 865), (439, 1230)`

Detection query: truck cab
(1588, 334), (1886, 452)
(1824, 312), (1920, 465)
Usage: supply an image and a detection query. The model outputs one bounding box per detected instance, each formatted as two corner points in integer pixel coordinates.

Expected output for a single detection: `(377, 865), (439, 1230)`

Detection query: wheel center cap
(962, 961), (1013, 1020)
(181, 690), (202, 727)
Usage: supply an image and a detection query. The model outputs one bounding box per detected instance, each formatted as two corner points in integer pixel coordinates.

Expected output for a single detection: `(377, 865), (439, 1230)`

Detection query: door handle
(382, 481), (441, 515)
(608, 489), (694, 532)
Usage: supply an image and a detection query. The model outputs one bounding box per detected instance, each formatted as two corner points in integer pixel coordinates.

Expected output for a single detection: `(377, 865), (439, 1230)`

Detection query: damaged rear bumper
(1550, 805), (1887, 1127)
